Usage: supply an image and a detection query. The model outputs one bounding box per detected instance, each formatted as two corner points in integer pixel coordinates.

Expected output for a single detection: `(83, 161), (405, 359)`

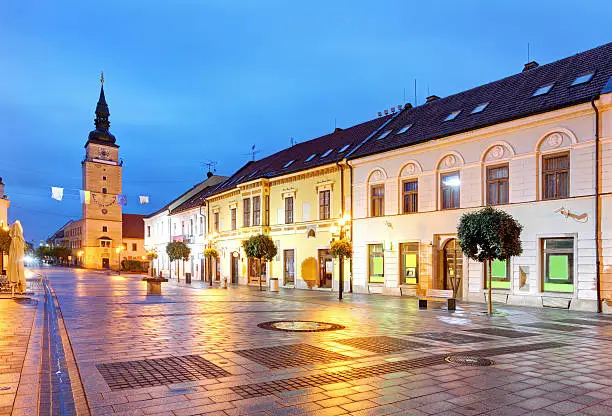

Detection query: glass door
(283, 250), (295, 285)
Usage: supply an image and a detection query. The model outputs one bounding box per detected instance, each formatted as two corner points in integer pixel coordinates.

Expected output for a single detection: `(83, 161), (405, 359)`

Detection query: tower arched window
(102, 187), (107, 194)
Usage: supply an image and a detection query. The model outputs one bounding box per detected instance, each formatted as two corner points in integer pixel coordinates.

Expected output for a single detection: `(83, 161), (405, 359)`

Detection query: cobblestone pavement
(40, 268), (612, 415)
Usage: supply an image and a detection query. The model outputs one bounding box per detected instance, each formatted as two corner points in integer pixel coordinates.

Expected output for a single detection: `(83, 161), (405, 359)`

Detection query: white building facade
(349, 47), (612, 312)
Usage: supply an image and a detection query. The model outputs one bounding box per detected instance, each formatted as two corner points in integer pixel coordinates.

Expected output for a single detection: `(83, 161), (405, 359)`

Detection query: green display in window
(405, 254), (417, 268)
(372, 257), (383, 275)
(549, 255), (569, 280)
(543, 282), (574, 293)
(491, 259), (507, 279)
(491, 280), (511, 289)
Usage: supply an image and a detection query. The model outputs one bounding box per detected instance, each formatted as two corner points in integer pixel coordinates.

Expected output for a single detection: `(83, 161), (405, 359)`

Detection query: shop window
(542, 238), (574, 293)
(400, 243), (419, 284)
(485, 259), (511, 289)
(368, 244), (384, 283)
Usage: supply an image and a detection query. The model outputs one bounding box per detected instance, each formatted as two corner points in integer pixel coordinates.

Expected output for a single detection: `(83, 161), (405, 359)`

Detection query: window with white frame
(541, 238), (574, 293)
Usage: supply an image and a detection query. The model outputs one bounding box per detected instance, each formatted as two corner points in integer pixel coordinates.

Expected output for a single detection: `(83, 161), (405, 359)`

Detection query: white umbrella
(7, 221), (26, 293)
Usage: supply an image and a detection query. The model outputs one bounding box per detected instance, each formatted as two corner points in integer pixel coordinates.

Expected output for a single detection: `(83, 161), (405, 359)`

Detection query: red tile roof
(122, 214), (145, 239)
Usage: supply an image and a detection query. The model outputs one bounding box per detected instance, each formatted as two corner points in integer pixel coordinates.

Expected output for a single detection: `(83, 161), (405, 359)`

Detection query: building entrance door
(443, 239), (463, 297)
(283, 250), (295, 286)
(102, 258), (109, 269)
(318, 249), (333, 288)
(231, 255), (239, 284)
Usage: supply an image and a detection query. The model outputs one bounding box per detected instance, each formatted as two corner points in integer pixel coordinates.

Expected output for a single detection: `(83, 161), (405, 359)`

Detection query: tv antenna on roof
(201, 161), (217, 177)
(290, 137), (297, 146)
(243, 145), (261, 161)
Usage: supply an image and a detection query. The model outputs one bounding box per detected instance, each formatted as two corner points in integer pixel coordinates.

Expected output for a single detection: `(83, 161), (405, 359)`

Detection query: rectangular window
(441, 172), (460, 209)
(214, 212), (219, 232)
(370, 185), (385, 217)
(319, 190), (330, 220)
(264, 195), (270, 226)
(243, 198), (251, 227)
(146, 226), (150, 237)
(402, 180), (418, 214)
(543, 153), (569, 200)
(230, 208), (237, 230)
(253, 196), (261, 226)
(487, 164), (509, 205)
(189, 219), (193, 236)
(122, 243), (127, 250)
(199, 217), (203, 235)
(132, 243), (137, 252)
(400, 243), (419, 284)
(484, 259), (511, 289)
(285, 197), (294, 224)
(542, 238), (574, 293)
(368, 244), (385, 283)
(103, 226), (108, 233)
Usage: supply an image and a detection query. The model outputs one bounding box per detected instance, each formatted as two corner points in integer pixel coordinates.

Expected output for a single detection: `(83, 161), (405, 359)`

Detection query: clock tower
(81, 76), (123, 269)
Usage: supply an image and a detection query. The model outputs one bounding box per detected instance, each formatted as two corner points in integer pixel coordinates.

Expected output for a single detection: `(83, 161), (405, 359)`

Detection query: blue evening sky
(1, 0), (610, 242)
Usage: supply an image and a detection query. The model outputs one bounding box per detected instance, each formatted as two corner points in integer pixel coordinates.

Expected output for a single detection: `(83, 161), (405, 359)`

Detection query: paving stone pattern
(33, 268), (612, 416)
(412, 331), (492, 344)
(235, 344), (351, 369)
(333, 336), (430, 353)
(97, 355), (231, 390)
(464, 327), (540, 338)
(555, 318), (612, 327)
(520, 322), (585, 332)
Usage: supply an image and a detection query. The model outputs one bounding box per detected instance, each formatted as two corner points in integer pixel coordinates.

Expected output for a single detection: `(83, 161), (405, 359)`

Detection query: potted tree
(242, 234), (277, 291)
(166, 241), (191, 282)
(204, 247), (219, 286)
(457, 206), (523, 315)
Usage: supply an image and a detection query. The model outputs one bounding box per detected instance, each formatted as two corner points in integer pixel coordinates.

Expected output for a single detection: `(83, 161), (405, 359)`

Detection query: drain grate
(520, 322), (583, 332)
(333, 336), (429, 354)
(97, 355), (231, 391)
(555, 319), (612, 327)
(229, 342), (565, 399)
(412, 332), (490, 344)
(257, 320), (345, 332)
(235, 344), (351, 369)
(446, 355), (494, 366)
(465, 327), (539, 338)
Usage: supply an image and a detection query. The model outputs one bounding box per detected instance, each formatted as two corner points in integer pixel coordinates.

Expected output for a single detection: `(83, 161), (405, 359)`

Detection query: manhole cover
(445, 355), (494, 366)
(258, 321), (345, 332)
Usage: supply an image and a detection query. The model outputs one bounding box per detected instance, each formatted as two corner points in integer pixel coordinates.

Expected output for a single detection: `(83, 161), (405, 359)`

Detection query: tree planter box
(142, 277), (168, 295)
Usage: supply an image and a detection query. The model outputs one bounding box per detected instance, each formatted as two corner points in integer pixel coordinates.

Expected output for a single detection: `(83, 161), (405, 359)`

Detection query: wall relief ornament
(371, 170), (383, 182)
(401, 163), (416, 176)
(442, 155), (456, 168)
(546, 133), (563, 148)
(489, 145), (505, 160)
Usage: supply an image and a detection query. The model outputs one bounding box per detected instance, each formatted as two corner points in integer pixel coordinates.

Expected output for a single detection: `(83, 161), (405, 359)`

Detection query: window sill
(368, 282), (384, 287)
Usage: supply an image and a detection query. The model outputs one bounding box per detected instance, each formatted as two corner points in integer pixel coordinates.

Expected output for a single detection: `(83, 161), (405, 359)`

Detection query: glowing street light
(332, 212), (351, 300)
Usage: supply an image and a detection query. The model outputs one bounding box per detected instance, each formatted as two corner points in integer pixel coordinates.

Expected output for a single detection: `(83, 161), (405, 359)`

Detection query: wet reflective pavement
(38, 268), (612, 415)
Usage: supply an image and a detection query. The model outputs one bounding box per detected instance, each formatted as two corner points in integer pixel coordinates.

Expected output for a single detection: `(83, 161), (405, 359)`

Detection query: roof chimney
(522, 61), (539, 72)
(377, 111), (383, 117)
(426, 95), (440, 103)
(334, 127), (344, 133)
(403, 103), (413, 109)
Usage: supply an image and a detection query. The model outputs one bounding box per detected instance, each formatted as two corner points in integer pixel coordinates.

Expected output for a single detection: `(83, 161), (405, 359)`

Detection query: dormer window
(533, 83), (554, 97)
(571, 73), (594, 86)
(377, 130), (392, 140)
(444, 111), (461, 122)
(471, 102), (489, 114)
(396, 124), (413, 134)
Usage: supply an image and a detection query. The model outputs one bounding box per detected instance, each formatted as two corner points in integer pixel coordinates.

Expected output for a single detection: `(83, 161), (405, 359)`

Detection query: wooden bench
(418, 289), (456, 310)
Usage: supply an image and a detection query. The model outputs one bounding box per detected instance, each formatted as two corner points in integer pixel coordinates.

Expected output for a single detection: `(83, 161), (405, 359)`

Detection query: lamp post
(115, 246), (123, 274)
(331, 213), (351, 301)
(77, 250), (84, 268)
(1, 222), (9, 274)
(204, 232), (218, 287)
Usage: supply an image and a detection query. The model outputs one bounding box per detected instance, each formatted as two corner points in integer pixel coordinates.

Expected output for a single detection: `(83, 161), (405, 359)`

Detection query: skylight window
(532, 83), (554, 97)
(283, 160), (295, 168)
(338, 144), (351, 153)
(305, 154), (317, 162)
(377, 130), (392, 140)
(396, 124), (413, 134)
(471, 102), (489, 114)
(320, 149), (333, 158)
(248, 170), (259, 178)
(571, 72), (594, 86)
(444, 111), (461, 121)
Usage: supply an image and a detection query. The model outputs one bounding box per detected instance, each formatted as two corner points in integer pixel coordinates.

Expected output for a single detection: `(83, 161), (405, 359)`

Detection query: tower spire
(87, 72), (116, 145)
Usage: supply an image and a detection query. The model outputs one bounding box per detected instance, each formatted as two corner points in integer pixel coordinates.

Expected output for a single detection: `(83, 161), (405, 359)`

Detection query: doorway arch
(443, 238), (463, 297)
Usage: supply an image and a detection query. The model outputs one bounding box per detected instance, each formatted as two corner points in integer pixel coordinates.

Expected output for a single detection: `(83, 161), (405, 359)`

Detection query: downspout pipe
(591, 97), (602, 313)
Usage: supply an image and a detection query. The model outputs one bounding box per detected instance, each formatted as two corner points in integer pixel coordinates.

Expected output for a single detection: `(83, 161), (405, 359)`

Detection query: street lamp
(77, 250), (84, 268)
(115, 246), (124, 274)
(332, 212), (351, 300)
(204, 232), (219, 286)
